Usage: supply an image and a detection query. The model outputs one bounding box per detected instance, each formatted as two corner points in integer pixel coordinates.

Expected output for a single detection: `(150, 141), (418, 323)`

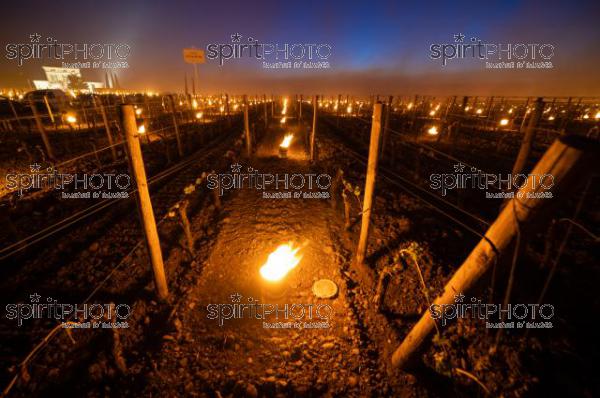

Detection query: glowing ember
(280, 134), (294, 148)
(499, 118), (509, 126)
(260, 243), (302, 282)
(427, 126), (439, 135)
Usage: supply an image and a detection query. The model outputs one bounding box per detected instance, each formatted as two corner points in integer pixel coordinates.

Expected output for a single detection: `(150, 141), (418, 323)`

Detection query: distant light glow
(138, 125), (146, 134)
(280, 133), (293, 148)
(427, 126), (439, 135)
(499, 118), (509, 126)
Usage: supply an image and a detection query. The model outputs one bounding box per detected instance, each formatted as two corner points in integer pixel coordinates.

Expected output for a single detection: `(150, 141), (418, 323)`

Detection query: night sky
(1, 0), (599, 95)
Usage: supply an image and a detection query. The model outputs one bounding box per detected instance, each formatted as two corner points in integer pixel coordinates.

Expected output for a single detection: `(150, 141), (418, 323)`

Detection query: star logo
(29, 33), (42, 43)
(230, 293), (242, 303)
(453, 163), (466, 173)
(453, 33), (465, 43)
(231, 163), (242, 173)
(231, 33), (242, 43)
(454, 293), (465, 303)
(30, 163), (41, 172)
(30, 293), (41, 302)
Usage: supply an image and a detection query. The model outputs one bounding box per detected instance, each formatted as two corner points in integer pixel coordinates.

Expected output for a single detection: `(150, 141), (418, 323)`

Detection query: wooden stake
(243, 95), (252, 157)
(299, 94), (303, 121)
(380, 95), (393, 158)
(356, 103), (384, 265)
(120, 104), (169, 301)
(310, 95), (318, 162)
(169, 95), (184, 157)
(391, 135), (598, 370)
(94, 95), (117, 162)
(263, 94), (268, 128)
(512, 97), (544, 177)
(29, 98), (54, 160)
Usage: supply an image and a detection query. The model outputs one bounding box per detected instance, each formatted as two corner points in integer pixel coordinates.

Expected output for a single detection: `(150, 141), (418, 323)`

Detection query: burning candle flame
(260, 243), (302, 282)
(280, 134), (293, 148)
(427, 126), (438, 135)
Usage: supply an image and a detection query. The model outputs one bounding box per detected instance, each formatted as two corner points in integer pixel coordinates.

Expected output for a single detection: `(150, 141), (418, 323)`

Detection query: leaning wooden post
(243, 95), (252, 157)
(511, 97), (544, 177)
(120, 104), (169, 301)
(310, 95), (318, 162)
(355, 102), (384, 265)
(391, 135), (598, 370)
(169, 95), (184, 157)
(29, 98), (55, 160)
(94, 95), (117, 162)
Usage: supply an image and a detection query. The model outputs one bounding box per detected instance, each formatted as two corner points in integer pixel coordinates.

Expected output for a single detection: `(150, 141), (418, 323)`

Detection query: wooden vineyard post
(311, 95), (318, 162)
(355, 103), (384, 265)
(512, 97), (544, 177)
(263, 94), (268, 128)
(169, 95), (184, 157)
(225, 93), (231, 127)
(29, 98), (55, 160)
(243, 95), (252, 158)
(94, 95), (117, 162)
(299, 94), (303, 122)
(271, 94), (274, 117)
(391, 135), (598, 370)
(336, 94), (341, 126)
(120, 104), (169, 301)
(380, 95), (393, 158)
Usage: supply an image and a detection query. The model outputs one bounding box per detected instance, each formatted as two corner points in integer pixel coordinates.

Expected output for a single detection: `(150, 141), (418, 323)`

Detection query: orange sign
(183, 48), (206, 64)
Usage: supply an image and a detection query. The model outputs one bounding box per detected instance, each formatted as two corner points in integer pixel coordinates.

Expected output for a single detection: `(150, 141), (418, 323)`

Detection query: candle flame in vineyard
(260, 242), (302, 282)
(138, 124), (146, 134)
(280, 117), (286, 124)
(499, 118), (509, 126)
(192, 99), (198, 109)
(66, 114), (77, 124)
(476, 108), (483, 114)
(280, 134), (294, 149)
(595, 111), (600, 119)
(195, 112), (203, 119)
(427, 126), (439, 135)
(135, 108), (142, 116)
